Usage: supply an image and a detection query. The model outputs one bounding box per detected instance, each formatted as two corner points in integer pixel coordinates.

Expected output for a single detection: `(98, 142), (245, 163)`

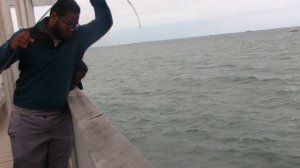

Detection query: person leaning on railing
(0, 0), (112, 167)
(72, 60), (88, 90)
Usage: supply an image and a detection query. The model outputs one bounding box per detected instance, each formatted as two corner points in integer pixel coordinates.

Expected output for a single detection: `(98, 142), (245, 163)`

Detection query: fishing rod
(126, 0), (142, 28)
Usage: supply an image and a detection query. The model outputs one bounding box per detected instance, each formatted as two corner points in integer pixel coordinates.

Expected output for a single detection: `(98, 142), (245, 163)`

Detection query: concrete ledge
(68, 88), (153, 168)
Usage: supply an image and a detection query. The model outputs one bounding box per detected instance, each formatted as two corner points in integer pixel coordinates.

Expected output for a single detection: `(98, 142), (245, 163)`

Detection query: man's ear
(50, 12), (59, 19)
(49, 12), (59, 23)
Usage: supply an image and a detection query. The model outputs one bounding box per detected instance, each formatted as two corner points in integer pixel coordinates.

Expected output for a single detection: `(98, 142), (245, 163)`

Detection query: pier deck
(0, 111), (12, 168)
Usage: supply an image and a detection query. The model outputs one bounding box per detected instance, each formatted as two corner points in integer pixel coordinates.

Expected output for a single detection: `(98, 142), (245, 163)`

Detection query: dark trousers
(8, 104), (74, 168)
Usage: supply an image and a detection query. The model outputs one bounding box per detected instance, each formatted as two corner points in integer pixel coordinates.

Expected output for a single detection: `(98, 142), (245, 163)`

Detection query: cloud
(32, 0), (300, 29)
(93, 0), (300, 46)
(10, 0), (300, 46)
(103, 0), (300, 27)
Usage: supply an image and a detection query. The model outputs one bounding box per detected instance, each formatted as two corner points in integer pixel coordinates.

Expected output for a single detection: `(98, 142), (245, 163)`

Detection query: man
(0, 0), (112, 167)
(72, 60), (88, 90)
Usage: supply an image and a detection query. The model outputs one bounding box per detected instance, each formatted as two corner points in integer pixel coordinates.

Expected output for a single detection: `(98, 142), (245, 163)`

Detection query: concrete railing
(68, 88), (154, 168)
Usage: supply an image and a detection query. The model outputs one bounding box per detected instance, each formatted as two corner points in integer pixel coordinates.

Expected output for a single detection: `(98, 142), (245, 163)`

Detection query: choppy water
(82, 27), (300, 168)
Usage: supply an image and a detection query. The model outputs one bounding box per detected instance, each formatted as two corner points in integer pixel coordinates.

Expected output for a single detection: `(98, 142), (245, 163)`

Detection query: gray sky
(11, 0), (300, 46)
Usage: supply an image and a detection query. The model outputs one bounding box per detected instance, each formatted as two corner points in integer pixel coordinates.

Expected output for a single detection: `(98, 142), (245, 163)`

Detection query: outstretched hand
(10, 31), (34, 50)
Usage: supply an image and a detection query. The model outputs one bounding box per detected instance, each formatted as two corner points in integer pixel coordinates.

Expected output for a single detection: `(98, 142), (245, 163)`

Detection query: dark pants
(8, 105), (74, 168)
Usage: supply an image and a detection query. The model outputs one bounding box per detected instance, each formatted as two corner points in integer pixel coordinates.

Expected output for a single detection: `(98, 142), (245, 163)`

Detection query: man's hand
(10, 31), (34, 50)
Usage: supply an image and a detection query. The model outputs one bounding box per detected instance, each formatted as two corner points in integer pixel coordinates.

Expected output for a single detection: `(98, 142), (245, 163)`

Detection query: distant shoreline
(93, 26), (300, 48)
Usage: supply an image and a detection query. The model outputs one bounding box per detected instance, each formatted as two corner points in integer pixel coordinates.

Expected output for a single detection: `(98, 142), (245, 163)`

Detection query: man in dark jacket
(0, 0), (112, 167)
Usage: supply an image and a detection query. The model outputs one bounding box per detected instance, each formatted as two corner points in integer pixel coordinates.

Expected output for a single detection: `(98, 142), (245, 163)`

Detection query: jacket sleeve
(0, 37), (20, 71)
(76, 0), (113, 49)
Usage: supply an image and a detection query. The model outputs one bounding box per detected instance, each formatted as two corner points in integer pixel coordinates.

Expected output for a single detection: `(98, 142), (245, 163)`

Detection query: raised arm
(76, 0), (113, 49)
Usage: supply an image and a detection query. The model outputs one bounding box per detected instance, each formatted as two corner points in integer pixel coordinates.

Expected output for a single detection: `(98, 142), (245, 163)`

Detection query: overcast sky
(11, 0), (300, 46)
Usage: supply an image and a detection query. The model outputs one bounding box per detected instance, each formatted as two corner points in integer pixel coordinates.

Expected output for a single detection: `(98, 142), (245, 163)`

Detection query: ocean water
(82, 27), (300, 168)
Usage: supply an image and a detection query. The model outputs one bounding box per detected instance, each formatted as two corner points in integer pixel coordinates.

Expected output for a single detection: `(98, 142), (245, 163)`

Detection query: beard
(52, 21), (64, 40)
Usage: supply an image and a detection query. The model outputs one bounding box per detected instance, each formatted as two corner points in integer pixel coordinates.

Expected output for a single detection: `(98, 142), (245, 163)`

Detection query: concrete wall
(68, 88), (154, 168)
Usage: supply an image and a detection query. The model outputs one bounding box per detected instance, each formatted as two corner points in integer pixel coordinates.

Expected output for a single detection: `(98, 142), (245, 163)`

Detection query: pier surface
(0, 103), (12, 168)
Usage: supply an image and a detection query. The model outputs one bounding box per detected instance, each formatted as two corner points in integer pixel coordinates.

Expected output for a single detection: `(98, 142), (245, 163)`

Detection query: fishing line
(126, 0), (142, 28)
(36, 7), (51, 24)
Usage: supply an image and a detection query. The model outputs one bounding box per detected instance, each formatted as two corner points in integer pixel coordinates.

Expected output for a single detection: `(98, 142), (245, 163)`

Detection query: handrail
(68, 88), (153, 168)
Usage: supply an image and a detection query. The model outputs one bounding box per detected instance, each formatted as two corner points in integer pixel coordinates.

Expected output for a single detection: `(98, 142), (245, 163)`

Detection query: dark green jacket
(0, 0), (113, 111)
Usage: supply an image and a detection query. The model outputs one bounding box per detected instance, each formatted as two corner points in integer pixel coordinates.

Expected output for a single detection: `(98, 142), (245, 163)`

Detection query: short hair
(50, 0), (80, 17)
